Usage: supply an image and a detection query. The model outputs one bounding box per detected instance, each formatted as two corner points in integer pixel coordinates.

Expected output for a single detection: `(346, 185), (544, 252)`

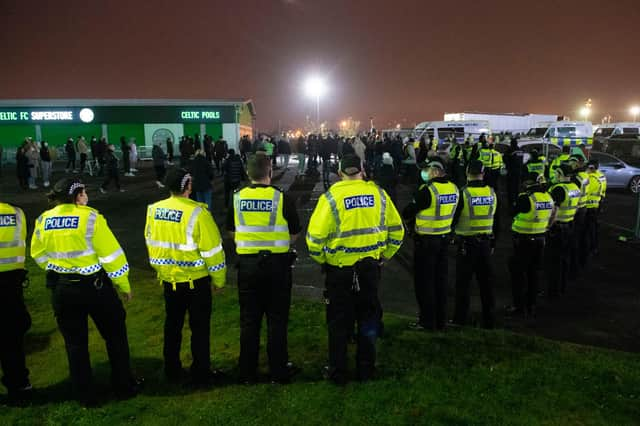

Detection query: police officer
(546, 164), (580, 297)
(591, 159), (607, 255)
(0, 201), (32, 403)
(478, 141), (503, 189)
(30, 178), (140, 404)
(568, 155), (590, 275)
(525, 149), (546, 180)
(307, 154), (404, 384)
(449, 139), (466, 188)
(403, 159), (458, 331)
(505, 137), (525, 210)
(145, 168), (226, 385)
(585, 160), (603, 257)
(226, 153), (301, 384)
(506, 172), (554, 317)
(548, 146), (571, 184)
(451, 160), (498, 328)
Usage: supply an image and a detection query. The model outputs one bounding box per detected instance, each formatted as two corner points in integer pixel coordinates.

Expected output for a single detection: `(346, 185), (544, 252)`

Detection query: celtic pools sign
(0, 105), (236, 124)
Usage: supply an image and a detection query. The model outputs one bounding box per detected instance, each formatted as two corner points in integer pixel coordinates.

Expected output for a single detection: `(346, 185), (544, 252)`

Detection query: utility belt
(162, 275), (210, 291)
(459, 234), (492, 242)
(513, 232), (546, 242)
(237, 249), (297, 268)
(46, 270), (106, 290)
(415, 233), (450, 241)
(324, 257), (379, 298)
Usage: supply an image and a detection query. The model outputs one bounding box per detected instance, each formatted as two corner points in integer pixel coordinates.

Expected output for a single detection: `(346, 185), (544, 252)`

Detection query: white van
(521, 121), (593, 147)
(413, 120), (491, 144)
(594, 122), (640, 139)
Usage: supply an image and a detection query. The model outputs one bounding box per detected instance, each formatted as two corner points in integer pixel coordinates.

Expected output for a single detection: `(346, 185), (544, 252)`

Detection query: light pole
(630, 105), (640, 122)
(304, 76), (327, 130)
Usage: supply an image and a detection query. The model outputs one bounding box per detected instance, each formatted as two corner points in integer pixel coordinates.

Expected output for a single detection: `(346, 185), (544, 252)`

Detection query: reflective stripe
(235, 225), (289, 233)
(149, 258), (206, 267)
(145, 239), (198, 251)
(34, 256), (48, 264)
(46, 249), (96, 259)
(14, 206), (23, 243)
(85, 211), (97, 252)
(0, 240), (25, 248)
(98, 248), (124, 264)
(46, 263), (101, 275)
(328, 226), (384, 240)
(200, 244), (223, 258)
(388, 225), (404, 232)
(416, 225), (451, 233)
(186, 207), (201, 247)
(234, 193), (246, 226)
(417, 213), (454, 220)
(268, 191), (280, 226)
(235, 240), (290, 248)
(107, 263), (129, 279)
(431, 184), (442, 217)
(0, 256), (25, 264)
(378, 187), (386, 228)
(208, 261), (226, 272)
(324, 191), (341, 229)
(306, 233), (326, 245)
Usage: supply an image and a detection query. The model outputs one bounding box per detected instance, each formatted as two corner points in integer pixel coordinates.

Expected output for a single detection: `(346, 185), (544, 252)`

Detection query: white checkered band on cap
(180, 173), (192, 192)
(68, 182), (85, 195)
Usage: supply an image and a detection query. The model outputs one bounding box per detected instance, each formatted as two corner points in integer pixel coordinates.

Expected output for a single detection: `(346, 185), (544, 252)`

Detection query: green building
(0, 99), (255, 151)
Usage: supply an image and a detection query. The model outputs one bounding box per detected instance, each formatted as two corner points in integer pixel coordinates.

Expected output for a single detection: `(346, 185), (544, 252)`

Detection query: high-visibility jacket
(479, 148), (503, 170)
(512, 191), (554, 234)
(306, 179), (404, 267)
(585, 173), (602, 209)
(31, 204), (131, 292)
(526, 160), (545, 177)
(455, 185), (497, 236)
(415, 181), (459, 235)
(549, 154), (570, 183)
(575, 171), (590, 209)
(549, 182), (581, 223)
(145, 196), (226, 287)
(233, 185), (290, 255)
(430, 139), (438, 152)
(595, 170), (607, 198)
(0, 202), (26, 272)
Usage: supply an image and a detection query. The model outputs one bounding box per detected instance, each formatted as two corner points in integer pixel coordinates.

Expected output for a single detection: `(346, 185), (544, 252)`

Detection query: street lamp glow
(580, 107), (591, 120)
(304, 76), (327, 99)
(630, 105), (640, 122)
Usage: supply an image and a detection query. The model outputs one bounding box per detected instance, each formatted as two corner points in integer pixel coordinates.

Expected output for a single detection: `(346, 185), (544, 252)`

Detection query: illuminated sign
(180, 110), (221, 120)
(0, 105), (236, 124)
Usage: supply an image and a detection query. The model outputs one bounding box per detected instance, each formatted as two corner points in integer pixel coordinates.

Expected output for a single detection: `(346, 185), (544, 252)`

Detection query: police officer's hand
(123, 291), (133, 302)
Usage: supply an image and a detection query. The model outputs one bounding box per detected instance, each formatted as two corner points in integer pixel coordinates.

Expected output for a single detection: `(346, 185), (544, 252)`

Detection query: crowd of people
(0, 129), (608, 405)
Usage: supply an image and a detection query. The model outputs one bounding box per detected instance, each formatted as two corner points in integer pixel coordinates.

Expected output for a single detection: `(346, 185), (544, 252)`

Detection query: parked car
(495, 140), (562, 164)
(590, 151), (640, 193)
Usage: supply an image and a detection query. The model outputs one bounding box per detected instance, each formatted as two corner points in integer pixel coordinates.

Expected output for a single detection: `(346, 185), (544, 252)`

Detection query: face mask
(420, 170), (429, 182)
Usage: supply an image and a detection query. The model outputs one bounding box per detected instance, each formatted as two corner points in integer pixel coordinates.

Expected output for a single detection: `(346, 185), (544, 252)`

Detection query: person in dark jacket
(100, 144), (123, 193)
(120, 136), (133, 176)
(166, 138), (174, 164)
(40, 141), (52, 187)
(152, 143), (167, 188)
(96, 137), (107, 176)
(376, 152), (398, 205)
(65, 138), (76, 173)
(223, 149), (246, 207)
(213, 137), (228, 176)
(16, 144), (29, 189)
(189, 150), (214, 211)
(277, 137), (292, 169)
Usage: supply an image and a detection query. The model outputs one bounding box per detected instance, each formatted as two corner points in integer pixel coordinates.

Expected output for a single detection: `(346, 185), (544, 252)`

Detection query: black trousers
(122, 152), (130, 173)
(49, 273), (134, 396)
(101, 171), (121, 190)
(163, 277), (212, 379)
(484, 169), (500, 189)
(584, 208), (599, 256)
(453, 236), (495, 328)
(0, 270), (31, 393)
(509, 233), (545, 312)
(414, 234), (450, 330)
(154, 165), (166, 182)
(571, 208), (587, 277)
(237, 254), (292, 380)
(325, 258), (381, 381)
(80, 153), (87, 173)
(545, 223), (573, 297)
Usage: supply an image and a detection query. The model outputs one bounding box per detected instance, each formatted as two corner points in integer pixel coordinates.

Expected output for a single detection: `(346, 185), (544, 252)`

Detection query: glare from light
(304, 76), (327, 99)
(580, 107), (591, 119)
(340, 120), (347, 127)
(630, 105), (640, 121)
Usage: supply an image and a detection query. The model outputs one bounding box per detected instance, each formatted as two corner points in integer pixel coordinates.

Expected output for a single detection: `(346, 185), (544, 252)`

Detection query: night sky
(2, 0), (639, 131)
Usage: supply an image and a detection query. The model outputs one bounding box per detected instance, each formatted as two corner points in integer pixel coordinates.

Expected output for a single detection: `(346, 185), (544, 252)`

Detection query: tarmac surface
(2, 157), (639, 353)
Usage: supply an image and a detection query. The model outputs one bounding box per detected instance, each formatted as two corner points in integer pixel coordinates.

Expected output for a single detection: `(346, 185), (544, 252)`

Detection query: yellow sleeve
(382, 190), (405, 260)
(194, 209), (226, 288)
(30, 215), (48, 270)
(306, 193), (335, 264)
(93, 213), (131, 293)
